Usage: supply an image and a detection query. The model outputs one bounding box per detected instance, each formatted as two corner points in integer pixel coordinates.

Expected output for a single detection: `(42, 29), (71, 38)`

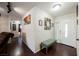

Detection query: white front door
(55, 18), (76, 47)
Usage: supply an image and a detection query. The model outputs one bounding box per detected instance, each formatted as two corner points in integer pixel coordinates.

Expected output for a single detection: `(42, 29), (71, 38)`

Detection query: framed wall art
(24, 14), (31, 24)
(44, 18), (51, 30)
(38, 20), (43, 26)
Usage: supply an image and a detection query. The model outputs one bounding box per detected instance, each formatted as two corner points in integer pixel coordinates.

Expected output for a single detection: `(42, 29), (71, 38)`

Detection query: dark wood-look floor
(0, 37), (77, 56)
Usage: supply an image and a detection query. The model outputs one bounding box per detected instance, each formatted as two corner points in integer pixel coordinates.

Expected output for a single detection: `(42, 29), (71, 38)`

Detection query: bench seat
(40, 39), (56, 54)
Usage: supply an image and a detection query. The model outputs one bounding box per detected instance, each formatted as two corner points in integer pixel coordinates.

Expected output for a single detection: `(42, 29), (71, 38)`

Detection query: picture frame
(39, 20), (43, 26)
(44, 18), (51, 30)
(24, 14), (31, 24)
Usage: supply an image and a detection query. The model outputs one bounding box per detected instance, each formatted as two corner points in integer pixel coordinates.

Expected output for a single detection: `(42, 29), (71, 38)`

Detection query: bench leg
(46, 47), (48, 54)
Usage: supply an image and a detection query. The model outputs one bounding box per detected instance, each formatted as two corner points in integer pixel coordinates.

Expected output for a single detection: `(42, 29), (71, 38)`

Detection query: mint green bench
(40, 39), (56, 54)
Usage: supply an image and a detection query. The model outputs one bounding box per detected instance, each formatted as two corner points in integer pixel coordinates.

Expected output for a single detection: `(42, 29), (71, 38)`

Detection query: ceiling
(36, 2), (77, 17)
(0, 2), (8, 15)
(0, 2), (77, 17)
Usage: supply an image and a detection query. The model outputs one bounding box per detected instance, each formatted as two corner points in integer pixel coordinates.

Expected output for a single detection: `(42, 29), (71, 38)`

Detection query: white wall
(54, 13), (76, 48)
(22, 7), (54, 53)
(22, 7), (36, 53)
(0, 16), (10, 33)
(33, 7), (54, 52)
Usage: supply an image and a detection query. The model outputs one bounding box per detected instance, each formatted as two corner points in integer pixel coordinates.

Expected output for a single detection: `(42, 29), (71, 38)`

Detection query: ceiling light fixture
(52, 3), (62, 11)
(7, 2), (12, 13)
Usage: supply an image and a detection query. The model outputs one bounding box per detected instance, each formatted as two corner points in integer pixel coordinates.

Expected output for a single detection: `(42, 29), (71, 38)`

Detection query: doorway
(10, 20), (22, 37)
(54, 14), (76, 48)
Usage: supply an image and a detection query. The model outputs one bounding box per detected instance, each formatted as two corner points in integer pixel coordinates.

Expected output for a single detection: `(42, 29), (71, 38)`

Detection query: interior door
(55, 19), (76, 47)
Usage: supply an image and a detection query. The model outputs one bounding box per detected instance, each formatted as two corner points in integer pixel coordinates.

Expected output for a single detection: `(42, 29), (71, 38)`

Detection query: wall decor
(44, 18), (51, 30)
(24, 14), (31, 24)
(39, 20), (43, 26)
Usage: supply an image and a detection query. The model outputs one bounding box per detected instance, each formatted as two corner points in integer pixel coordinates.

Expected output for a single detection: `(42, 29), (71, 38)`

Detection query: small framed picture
(39, 20), (43, 26)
